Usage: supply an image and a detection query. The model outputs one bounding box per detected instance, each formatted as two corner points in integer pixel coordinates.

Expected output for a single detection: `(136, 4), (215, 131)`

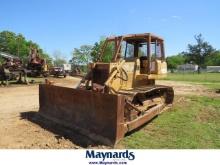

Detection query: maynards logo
(86, 150), (135, 164)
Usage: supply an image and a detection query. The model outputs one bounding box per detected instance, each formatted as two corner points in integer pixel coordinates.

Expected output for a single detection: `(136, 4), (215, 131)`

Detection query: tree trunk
(197, 66), (201, 74)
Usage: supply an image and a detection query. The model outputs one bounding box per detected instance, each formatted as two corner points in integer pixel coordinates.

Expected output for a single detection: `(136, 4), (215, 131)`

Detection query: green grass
(119, 96), (220, 149)
(164, 72), (220, 83)
(163, 73), (220, 90)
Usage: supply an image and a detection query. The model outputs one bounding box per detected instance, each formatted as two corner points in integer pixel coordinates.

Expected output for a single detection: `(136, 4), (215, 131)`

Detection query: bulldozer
(39, 33), (174, 146)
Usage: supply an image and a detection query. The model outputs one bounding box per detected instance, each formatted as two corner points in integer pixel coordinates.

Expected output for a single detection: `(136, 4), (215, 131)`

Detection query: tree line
(1, 30), (219, 72)
(71, 34), (220, 73)
(71, 37), (113, 65)
(0, 30), (52, 65)
(166, 34), (220, 72)
(70, 37), (113, 71)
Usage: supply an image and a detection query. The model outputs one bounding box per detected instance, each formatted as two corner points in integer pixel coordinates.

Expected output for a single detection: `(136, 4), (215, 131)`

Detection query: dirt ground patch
(0, 76), (86, 149)
(196, 107), (220, 123)
(157, 80), (219, 97)
(0, 77), (218, 148)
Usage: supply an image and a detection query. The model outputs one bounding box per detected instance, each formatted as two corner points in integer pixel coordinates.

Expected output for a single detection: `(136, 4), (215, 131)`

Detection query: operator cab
(99, 33), (167, 75)
(122, 36), (165, 74)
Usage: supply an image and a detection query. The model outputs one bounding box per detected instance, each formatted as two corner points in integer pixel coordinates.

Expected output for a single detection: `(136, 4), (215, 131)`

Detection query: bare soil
(157, 80), (219, 97)
(0, 77), (218, 148)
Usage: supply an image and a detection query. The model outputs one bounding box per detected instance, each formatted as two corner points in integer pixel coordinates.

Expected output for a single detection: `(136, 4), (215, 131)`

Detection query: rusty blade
(39, 84), (125, 146)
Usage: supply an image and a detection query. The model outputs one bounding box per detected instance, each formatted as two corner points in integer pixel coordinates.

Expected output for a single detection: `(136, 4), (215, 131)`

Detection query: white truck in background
(63, 64), (71, 73)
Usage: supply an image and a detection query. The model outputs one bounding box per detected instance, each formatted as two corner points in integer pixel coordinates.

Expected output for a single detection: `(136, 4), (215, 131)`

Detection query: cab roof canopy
(106, 33), (164, 43)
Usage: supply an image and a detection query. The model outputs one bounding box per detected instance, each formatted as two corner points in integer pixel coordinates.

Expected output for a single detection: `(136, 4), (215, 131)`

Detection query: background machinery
(39, 33), (174, 146)
(0, 51), (28, 85)
(27, 48), (49, 77)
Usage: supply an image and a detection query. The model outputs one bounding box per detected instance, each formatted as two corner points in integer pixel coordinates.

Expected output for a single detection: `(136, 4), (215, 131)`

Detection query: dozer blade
(39, 84), (126, 146)
(39, 84), (173, 146)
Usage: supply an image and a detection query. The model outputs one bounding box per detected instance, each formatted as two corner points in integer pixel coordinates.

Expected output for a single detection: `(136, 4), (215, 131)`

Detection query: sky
(0, 0), (219, 60)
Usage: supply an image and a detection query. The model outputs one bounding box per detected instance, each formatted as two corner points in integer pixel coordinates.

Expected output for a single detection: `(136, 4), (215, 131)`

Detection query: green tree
(91, 41), (102, 62)
(0, 31), (18, 54)
(184, 34), (215, 73)
(72, 45), (93, 65)
(0, 30), (52, 65)
(91, 37), (114, 63)
(205, 50), (220, 66)
(166, 54), (186, 72)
